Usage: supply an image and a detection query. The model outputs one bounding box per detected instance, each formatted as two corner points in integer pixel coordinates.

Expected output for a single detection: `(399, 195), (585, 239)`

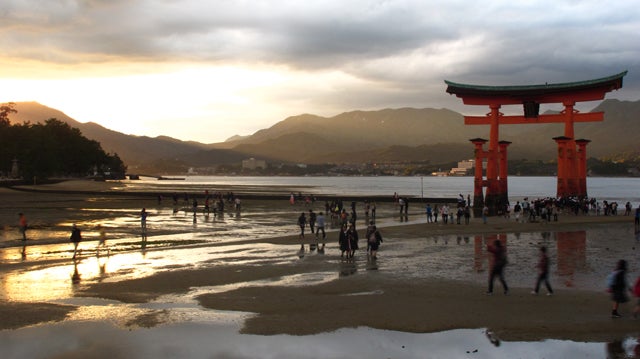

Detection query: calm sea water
(121, 176), (640, 204)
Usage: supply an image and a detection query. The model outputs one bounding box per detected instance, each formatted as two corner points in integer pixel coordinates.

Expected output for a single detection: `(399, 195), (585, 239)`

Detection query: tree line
(0, 102), (126, 180)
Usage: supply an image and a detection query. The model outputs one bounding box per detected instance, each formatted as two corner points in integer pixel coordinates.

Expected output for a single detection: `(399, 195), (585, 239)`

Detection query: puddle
(0, 319), (633, 359)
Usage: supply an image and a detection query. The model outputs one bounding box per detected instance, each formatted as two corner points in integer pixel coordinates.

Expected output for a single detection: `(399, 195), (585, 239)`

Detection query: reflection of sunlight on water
(1, 264), (76, 302)
(186, 271), (337, 299)
(2, 226), (638, 303)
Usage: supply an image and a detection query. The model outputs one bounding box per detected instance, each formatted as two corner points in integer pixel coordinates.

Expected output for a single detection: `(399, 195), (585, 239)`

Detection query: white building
(242, 158), (267, 170)
(449, 159), (474, 176)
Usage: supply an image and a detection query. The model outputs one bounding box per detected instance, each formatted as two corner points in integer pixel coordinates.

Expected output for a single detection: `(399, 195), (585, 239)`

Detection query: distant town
(173, 157), (639, 178)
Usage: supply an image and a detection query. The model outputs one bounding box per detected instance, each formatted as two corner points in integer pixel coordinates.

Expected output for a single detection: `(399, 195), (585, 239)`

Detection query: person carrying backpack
(367, 224), (383, 259)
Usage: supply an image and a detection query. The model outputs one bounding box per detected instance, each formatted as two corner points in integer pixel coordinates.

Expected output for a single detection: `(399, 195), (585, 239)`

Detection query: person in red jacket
(18, 213), (27, 241)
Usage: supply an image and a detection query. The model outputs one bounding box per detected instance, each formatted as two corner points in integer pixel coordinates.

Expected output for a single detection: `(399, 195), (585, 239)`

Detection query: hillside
(9, 102), (211, 170)
(5, 99), (639, 172)
(216, 100), (640, 164)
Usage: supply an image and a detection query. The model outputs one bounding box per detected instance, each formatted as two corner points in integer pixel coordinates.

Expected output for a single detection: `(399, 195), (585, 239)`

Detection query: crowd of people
(293, 196), (383, 260)
(495, 197), (635, 222)
(167, 190), (242, 216)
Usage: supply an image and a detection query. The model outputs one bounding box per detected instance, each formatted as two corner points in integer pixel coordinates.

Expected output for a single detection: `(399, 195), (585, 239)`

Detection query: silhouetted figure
(70, 224), (82, 259)
(532, 246), (553, 295)
(609, 259), (630, 318)
(18, 213), (27, 241)
(487, 240), (508, 295)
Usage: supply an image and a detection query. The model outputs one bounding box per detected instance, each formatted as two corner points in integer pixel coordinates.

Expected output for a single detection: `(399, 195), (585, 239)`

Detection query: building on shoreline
(242, 158), (267, 170)
(449, 159), (474, 176)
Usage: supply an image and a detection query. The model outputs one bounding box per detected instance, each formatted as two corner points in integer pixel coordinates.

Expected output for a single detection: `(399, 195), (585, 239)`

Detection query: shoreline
(7, 181), (458, 203)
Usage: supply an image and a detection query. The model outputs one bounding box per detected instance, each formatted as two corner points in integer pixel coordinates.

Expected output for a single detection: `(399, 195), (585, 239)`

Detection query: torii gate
(445, 71), (627, 216)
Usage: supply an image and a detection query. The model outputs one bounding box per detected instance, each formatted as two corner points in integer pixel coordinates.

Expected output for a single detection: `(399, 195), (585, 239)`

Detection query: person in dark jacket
(610, 259), (631, 318)
(366, 224), (383, 259)
(70, 224), (82, 259)
(487, 240), (508, 295)
(532, 246), (553, 295)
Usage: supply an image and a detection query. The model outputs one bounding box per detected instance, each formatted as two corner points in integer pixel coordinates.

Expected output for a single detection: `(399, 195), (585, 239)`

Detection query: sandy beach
(1, 180), (640, 354)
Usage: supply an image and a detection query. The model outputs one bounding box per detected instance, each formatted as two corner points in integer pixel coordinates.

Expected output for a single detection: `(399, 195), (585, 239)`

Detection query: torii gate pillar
(470, 138), (487, 217)
(554, 136), (572, 198)
(575, 139), (591, 198)
(468, 137), (511, 216)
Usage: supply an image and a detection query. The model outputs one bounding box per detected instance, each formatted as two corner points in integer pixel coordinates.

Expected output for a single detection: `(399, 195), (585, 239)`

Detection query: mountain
(214, 108), (483, 163)
(214, 100), (640, 163)
(8, 102), (212, 170)
(5, 99), (640, 172)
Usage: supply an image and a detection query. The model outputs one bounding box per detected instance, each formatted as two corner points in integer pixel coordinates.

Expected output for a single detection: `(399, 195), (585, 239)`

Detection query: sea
(119, 175), (640, 204)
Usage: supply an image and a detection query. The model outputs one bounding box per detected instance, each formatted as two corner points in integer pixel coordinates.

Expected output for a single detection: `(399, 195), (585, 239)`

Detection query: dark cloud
(0, 0), (638, 107)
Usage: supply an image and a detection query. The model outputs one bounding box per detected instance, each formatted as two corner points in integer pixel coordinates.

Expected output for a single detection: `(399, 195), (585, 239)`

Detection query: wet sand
(1, 180), (639, 344)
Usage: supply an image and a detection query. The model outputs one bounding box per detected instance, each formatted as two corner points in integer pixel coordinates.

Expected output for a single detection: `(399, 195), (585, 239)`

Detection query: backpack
(368, 231), (378, 244)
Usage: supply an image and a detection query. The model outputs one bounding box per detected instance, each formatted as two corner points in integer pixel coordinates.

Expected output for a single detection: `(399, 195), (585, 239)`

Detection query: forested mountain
(5, 99), (640, 174)
(8, 102), (209, 169)
(0, 105), (125, 179)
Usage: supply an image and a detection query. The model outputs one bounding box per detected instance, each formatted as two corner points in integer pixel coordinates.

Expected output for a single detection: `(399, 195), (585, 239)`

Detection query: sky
(0, 0), (638, 144)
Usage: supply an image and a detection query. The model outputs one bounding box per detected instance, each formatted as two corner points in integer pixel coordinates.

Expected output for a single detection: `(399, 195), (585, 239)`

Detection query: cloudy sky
(0, 0), (638, 143)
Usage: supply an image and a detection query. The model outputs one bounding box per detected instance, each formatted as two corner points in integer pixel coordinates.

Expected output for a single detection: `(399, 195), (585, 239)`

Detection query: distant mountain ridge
(6, 99), (640, 172)
(8, 102), (210, 169)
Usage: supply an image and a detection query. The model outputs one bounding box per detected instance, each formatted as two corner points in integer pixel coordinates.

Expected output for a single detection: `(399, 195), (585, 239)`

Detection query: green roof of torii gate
(444, 71), (627, 103)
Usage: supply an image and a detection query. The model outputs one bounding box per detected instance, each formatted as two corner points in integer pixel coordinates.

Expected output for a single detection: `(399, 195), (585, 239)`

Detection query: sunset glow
(0, 1), (638, 143)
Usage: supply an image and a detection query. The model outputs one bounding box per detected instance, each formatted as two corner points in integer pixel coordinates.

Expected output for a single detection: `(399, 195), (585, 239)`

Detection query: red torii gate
(445, 71), (627, 216)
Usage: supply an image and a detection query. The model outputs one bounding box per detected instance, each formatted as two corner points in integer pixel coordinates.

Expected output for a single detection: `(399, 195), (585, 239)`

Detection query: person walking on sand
(308, 209), (316, 235)
(338, 223), (349, 258)
(297, 212), (307, 251)
(18, 212), (27, 241)
(371, 202), (377, 221)
(609, 259), (631, 318)
(487, 240), (508, 295)
(315, 212), (326, 241)
(70, 224), (82, 259)
(532, 246), (553, 295)
(365, 221), (376, 254)
(141, 208), (148, 233)
(96, 224), (109, 256)
(346, 223), (359, 259)
(367, 224), (383, 259)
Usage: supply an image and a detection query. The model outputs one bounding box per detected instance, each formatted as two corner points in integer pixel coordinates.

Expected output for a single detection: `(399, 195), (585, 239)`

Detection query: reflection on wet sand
(0, 319), (634, 359)
(557, 231), (587, 288)
(71, 259), (81, 285)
